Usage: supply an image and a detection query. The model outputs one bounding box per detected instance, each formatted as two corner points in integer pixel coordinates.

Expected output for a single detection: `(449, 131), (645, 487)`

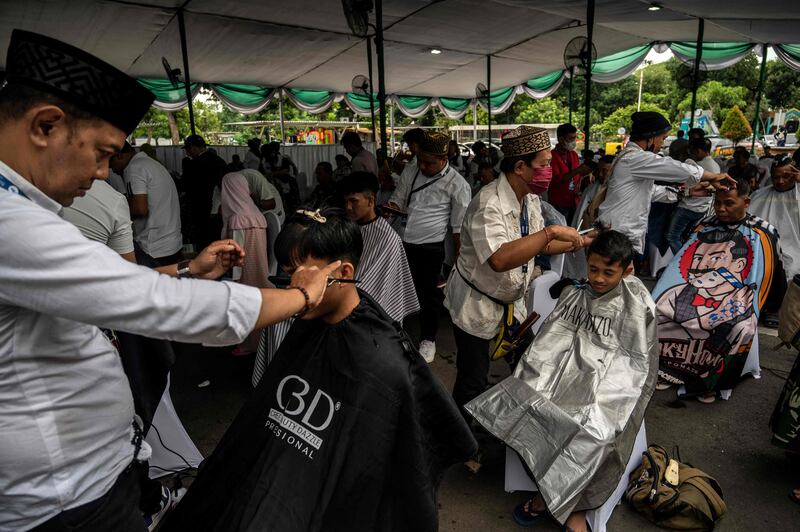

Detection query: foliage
(593, 102), (671, 139)
(676, 81), (748, 125)
(719, 105), (752, 142)
(764, 61), (800, 109)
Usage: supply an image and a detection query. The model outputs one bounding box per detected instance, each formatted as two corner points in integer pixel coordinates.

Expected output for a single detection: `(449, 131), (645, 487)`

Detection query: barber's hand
(548, 225), (584, 251)
(290, 261), (342, 311)
(702, 172), (737, 191)
(190, 240), (246, 280)
(382, 201), (402, 218)
(687, 183), (714, 197)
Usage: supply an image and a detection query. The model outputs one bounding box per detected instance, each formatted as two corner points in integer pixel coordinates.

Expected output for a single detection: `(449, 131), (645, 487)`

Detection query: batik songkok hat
(630, 111), (671, 140)
(3, 29), (155, 134)
(501, 125), (551, 157)
(420, 131), (450, 156)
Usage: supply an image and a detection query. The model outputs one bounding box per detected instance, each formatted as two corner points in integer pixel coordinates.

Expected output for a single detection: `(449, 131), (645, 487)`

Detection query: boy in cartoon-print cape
(653, 176), (786, 397)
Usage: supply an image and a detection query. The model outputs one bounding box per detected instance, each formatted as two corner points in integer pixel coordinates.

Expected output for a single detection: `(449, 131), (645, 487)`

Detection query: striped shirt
(357, 216), (420, 323)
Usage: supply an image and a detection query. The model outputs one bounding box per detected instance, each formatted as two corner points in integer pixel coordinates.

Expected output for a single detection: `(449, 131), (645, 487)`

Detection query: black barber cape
(163, 294), (477, 532)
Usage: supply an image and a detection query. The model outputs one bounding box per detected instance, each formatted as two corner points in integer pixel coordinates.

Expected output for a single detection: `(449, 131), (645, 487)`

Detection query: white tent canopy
(2, 1), (799, 99)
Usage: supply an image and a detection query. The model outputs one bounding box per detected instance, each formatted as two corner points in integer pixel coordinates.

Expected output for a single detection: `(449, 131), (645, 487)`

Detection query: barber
(0, 30), (337, 532)
(597, 111), (735, 257)
(444, 125), (589, 419)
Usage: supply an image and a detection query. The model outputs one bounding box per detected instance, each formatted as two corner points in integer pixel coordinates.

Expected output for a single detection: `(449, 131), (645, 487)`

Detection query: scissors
(268, 275), (360, 288)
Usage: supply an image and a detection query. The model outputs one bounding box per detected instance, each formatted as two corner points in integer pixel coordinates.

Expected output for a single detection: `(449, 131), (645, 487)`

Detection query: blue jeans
(666, 207), (706, 254)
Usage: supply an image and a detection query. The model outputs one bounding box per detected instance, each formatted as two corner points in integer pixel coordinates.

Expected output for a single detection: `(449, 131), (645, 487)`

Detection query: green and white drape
(139, 42), (800, 118)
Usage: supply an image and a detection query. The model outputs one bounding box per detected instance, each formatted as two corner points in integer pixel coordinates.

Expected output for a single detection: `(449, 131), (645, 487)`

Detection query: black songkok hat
(4, 29), (155, 134)
(630, 111), (671, 141)
(420, 131), (450, 156)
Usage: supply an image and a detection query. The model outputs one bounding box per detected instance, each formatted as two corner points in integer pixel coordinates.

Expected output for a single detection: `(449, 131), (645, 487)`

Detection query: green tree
(514, 98), (569, 124)
(764, 60), (800, 109)
(593, 102), (670, 139)
(719, 105), (752, 143)
(676, 80), (747, 125)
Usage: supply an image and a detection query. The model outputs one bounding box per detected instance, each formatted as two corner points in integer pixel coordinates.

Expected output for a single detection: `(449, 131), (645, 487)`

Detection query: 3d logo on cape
(264, 375), (341, 460)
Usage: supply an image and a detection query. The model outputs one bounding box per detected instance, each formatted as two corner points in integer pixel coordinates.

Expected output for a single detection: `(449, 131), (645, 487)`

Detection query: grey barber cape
(466, 276), (658, 523)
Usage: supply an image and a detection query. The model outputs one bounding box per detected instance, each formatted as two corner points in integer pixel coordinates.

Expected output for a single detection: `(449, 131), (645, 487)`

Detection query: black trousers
(452, 325), (491, 420)
(32, 464), (146, 532)
(404, 241), (445, 342)
(134, 246), (184, 269)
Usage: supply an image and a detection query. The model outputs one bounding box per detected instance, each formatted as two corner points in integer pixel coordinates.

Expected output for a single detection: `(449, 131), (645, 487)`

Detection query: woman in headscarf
(221, 172), (269, 354)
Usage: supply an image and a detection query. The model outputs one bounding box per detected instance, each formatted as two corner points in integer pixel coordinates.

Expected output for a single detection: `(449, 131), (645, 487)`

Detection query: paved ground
(169, 314), (800, 531)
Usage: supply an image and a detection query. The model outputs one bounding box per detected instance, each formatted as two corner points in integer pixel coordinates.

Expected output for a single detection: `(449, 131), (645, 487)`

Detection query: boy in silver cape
(466, 231), (658, 530)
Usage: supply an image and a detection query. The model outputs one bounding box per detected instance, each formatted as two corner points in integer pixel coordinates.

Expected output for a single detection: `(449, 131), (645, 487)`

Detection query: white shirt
(0, 161), (262, 531)
(244, 150), (261, 170)
(241, 168), (285, 224)
(598, 143), (704, 253)
(445, 174), (544, 339)
(123, 152), (183, 258)
(389, 162), (471, 245)
(106, 170), (127, 195)
(350, 147), (379, 175)
(679, 156), (720, 213)
(62, 180), (134, 255)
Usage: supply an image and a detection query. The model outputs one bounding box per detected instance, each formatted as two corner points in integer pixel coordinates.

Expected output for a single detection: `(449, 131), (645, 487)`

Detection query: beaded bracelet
(290, 286), (311, 317)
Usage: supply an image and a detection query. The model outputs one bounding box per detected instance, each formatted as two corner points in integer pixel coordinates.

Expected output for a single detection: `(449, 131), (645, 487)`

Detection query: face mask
(563, 140), (577, 151)
(527, 166), (553, 195)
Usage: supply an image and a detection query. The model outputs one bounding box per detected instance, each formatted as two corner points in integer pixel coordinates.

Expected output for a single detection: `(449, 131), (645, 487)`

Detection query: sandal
(512, 498), (547, 528)
(656, 382), (674, 391)
(762, 312), (780, 329)
(697, 393), (716, 404)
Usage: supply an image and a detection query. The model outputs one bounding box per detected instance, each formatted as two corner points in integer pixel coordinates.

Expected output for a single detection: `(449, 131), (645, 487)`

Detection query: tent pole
(375, 0), (388, 157)
(472, 102), (478, 142)
(568, 67), (574, 124)
(177, 7), (195, 136)
(366, 38), (377, 144)
(751, 44), (768, 154)
(389, 99), (395, 156)
(279, 89), (285, 145)
(583, 0), (594, 150)
(689, 18), (705, 128)
(487, 55), (492, 145)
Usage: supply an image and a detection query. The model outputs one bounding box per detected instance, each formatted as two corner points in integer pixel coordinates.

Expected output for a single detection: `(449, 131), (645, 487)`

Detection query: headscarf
(220, 172), (267, 236)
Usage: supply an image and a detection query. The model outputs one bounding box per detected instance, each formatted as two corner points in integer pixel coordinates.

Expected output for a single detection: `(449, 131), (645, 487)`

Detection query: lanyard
(0, 173), (27, 199)
(520, 198), (529, 274)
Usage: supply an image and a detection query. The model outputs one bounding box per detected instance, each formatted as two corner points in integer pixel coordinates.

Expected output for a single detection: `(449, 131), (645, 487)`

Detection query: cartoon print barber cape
(162, 293), (477, 532)
(653, 215), (781, 394)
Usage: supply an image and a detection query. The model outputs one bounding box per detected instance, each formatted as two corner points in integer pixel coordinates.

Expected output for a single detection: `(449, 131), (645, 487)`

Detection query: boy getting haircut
(467, 230), (658, 527)
(587, 230), (635, 269)
(164, 209), (476, 532)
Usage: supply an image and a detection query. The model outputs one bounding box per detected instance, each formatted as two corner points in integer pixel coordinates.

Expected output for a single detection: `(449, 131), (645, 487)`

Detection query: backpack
(626, 445), (726, 531)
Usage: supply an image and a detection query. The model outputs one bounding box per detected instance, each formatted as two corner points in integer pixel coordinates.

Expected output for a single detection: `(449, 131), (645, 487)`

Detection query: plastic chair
(647, 243), (674, 278)
(504, 424), (648, 532)
(264, 211), (282, 276)
(526, 270), (560, 335)
(146, 375), (204, 478)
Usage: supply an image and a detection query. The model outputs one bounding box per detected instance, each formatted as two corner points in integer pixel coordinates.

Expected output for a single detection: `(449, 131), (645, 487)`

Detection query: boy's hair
(726, 175), (751, 197)
(556, 123), (577, 138)
(587, 230), (635, 268)
(339, 171), (379, 196)
(275, 208), (363, 270)
(688, 137), (711, 153)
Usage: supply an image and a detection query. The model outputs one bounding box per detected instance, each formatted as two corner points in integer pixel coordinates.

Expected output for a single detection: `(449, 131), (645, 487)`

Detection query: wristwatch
(177, 259), (193, 279)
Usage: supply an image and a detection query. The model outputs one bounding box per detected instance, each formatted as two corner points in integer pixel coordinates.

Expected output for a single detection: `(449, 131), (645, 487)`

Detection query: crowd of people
(4, 29), (800, 532)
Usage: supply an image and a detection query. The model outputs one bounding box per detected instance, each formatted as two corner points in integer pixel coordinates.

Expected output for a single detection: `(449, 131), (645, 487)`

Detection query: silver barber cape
(466, 276), (658, 524)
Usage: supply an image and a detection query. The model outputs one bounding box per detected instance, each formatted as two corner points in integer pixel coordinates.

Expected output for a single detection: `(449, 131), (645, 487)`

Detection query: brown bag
(778, 275), (800, 350)
(626, 445), (726, 531)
